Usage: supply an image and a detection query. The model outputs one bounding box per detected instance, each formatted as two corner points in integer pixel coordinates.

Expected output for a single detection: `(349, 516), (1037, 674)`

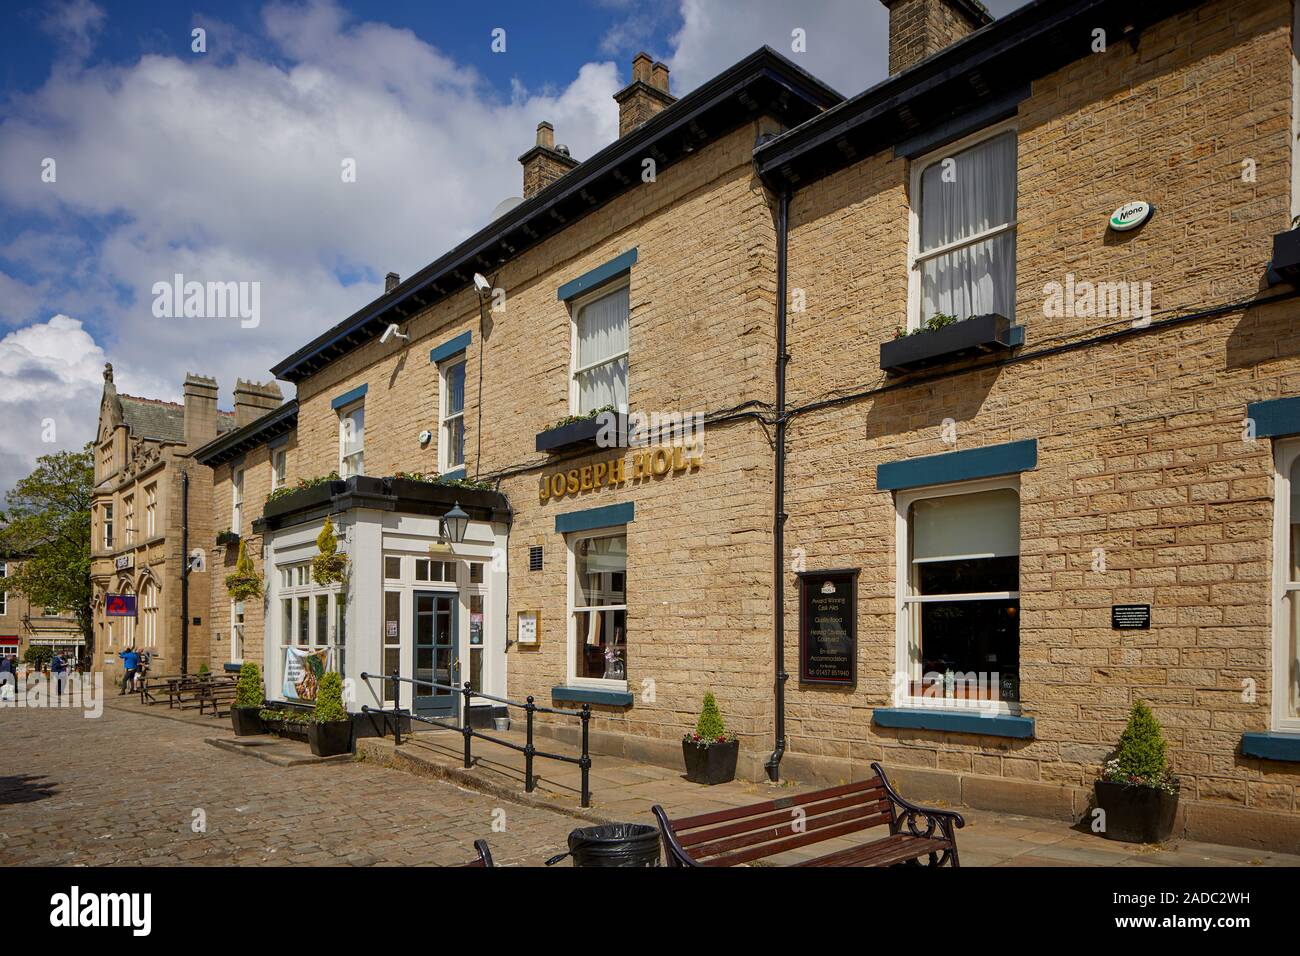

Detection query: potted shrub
(311, 517), (348, 586)
(307, 671), (353, 757)
(682, 692), (739, 785)
(231, 662), (265, 736)
(225, 540), (264, 603)
(1094, 700), (1180, 843)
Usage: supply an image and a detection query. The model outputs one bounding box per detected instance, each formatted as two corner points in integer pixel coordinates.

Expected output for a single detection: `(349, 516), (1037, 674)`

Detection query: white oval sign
(1109, 200), (1153, 232)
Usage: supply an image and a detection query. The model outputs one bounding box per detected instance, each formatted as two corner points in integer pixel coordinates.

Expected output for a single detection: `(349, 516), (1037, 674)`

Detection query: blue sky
(0, 0), (1026, 494)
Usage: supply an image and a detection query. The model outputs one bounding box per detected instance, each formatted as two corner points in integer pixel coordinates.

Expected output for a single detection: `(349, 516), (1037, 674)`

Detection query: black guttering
(193, 400), (299, 467)
(755, 0), (1205, 189)
(270, 47), (842, 385)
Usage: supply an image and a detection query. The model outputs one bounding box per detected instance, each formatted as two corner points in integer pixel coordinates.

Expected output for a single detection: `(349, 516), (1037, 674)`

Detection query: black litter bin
(546, 823), (661, 867)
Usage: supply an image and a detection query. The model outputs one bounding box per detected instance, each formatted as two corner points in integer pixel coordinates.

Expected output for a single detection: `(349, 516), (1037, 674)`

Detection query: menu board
(798, 570), (858, 687)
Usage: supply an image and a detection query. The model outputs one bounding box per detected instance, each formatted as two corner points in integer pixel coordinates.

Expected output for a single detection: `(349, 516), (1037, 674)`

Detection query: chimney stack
(614, 53), (675, 138)
(183, 373), (219, 449)
(232, 379), (284, 428)
(519, 121), (579, 199)
(385, 272), (400, 292)
(881, 0), (992, 76)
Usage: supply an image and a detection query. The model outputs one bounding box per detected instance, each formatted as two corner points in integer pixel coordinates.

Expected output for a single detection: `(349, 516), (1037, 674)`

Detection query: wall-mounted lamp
(441, 502), (470, 545)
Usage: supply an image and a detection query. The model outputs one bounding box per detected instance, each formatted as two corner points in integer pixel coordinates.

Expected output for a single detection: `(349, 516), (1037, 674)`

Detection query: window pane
(297, 597), (309, 645)
(920, 231), (1016, 322)
(576, 285), (629, 367)
(385, 556), (401, 579)
(446, 415), (465, 468)
(912, 488), (1019, 563)
(916, 599), (1020, 701)
(469, 562), (484, 584)
(335, 593), (347, 645)
(415, 559), (430, 582)
(575, 608), (627, 681)
(919, 131), (1016, 253)
(576, 356), (628, 414)
(917, 556), (1018, 595)
(1289, 596), (1300, 720)
(316, 594), (329, 646)
(1290, 458), (1300, 582)
(281, 599), (292, 646)
(446, 361), (465, 416)
(574, 535), (627, 606)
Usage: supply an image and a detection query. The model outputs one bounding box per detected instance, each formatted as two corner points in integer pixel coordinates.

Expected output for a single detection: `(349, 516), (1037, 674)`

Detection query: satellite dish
(490, 196), (524, 220)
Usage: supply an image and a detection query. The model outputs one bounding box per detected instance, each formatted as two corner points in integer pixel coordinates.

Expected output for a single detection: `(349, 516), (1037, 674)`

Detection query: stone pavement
(5, 696), (1299, 867)
(0, 700), (576, 866)
(357, 721), (1300, 867)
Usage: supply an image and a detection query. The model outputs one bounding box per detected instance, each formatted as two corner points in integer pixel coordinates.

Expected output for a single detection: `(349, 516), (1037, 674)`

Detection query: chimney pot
(614, 54), (678, 138)
(385, 272), (400, 292)
(632, 52), (653, 83)
(182, 373), (220, 449)
(232, 378), (284, 428)
(519, 120), (579, 199)
(651, 62), (670, 93)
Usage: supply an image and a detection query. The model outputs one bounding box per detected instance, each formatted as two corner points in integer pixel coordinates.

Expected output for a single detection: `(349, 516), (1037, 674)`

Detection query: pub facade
(191, 0), (1300, 847)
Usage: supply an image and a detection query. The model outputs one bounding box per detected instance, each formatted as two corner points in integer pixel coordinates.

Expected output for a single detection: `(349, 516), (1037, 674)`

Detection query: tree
(0, 446), (94, 654)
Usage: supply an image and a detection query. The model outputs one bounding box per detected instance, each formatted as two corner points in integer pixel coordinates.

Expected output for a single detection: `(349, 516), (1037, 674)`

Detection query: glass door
(413, 591), (457, 719)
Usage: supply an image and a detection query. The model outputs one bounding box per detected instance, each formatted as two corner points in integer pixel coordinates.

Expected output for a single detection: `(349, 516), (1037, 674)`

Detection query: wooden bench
(461, 839), (494, 867)
(199, 683), (239, 717)
(168, 675), (235, 710)
(652, 762), (963, 867)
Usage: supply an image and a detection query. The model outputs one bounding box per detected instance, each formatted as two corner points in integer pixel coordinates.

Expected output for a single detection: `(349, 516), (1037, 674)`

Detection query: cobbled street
(0, 701), (577, 866)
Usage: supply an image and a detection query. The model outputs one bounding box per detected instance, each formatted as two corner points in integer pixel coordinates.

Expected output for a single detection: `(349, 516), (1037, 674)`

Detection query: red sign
(106, 594), (137, 617)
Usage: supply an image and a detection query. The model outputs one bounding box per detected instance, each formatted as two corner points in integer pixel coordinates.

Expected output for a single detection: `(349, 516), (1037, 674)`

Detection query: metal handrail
(360, 670), (593, 808)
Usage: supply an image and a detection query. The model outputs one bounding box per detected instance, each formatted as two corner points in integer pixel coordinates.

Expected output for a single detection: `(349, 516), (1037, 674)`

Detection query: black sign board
(1111, 604), (1151, 630)
(798, 569), (858, 686)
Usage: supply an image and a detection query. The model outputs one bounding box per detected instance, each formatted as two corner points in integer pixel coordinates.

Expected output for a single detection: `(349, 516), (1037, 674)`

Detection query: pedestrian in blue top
(118, 647), (140, 696)
(51, 653), (67, 696)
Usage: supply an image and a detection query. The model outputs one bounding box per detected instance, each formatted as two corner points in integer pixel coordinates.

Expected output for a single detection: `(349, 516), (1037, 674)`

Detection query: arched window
(140, 580), (158, 650)
(120, 583), (136, 647)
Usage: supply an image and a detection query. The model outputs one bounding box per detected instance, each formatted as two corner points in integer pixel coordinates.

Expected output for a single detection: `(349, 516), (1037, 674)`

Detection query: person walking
(118, 646), (140, 696)
(51, 652), (67, 697)
(0, 654), (13, 702)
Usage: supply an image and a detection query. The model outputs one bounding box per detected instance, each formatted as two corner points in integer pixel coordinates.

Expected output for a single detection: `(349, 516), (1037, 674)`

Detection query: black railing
(360, 671), (593, 808)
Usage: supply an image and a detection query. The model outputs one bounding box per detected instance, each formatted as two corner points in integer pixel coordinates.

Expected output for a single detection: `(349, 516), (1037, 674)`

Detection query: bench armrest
(871, 762), (965, 841)
(651, 804), (702, 867)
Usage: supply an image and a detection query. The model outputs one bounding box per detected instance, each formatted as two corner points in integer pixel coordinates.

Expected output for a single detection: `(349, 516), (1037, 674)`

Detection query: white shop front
(259, 477), (511, 726)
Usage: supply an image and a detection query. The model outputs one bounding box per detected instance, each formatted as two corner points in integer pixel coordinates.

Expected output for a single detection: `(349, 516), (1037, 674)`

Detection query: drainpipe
(181, 471), (190, 675)
(765, 187), (791, 782)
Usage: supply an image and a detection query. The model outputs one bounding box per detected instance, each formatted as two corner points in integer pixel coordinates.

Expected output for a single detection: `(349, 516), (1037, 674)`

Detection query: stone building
(90, 365), (236, 682)
(0, 554), (83, 665)
(194, 0), (1300, 847)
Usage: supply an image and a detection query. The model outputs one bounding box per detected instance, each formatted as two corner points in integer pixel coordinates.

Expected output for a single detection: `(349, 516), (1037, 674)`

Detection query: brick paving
(0, 702), (577, 867)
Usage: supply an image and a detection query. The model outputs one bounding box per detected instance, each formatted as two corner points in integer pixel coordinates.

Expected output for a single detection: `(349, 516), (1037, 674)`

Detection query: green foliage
(258, 707), (312, 724)
(313, 671), (348, 723)
(547, 403), (615, 431)
(197, 662), (209, 676)
(235, 662), (264, 708)
(311, 517), (348, 586)
(225, 540), (264, 600)
(266, 471), (340, 504)
(0, 446), (94, 653)
(23, 645), (53, 667)
(1103, 700), (1177, 791)
(694, 692), (726, 740)
(393, 472), (494, 492)
(894, 313), (962, 339)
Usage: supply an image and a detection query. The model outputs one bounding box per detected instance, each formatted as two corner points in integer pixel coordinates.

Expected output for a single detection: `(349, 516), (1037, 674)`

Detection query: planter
(1094, 780), (1179, 843)
(216, 530), (241, 547)
(308, 719), (354, 757)
(535, 416), (606, 454)
(1272, 226), (1300, 284)
(230, 705), (264, 737)
(262, 480), (343, 521)
(880, 313), (1020, 374)
(493, 717), (511, 732)
(682, 738), (739, 786)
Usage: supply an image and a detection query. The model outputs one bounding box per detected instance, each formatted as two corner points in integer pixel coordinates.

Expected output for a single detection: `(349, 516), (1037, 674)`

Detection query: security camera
(473, 273), (491, 297)
(380, 323), (409, 344)
(418, 429), (433, 446)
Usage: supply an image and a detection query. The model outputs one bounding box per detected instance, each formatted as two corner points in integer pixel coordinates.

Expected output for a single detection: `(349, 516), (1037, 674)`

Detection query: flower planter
(880, 313), (1019, 374)
(681, 738), (739, 785)
(230, 705), (264, 737)
(535, 416), (605, 454)
(308, 719), (354, 757)
(216, 530), (241, 547)
(1094, 780), (1179, 843)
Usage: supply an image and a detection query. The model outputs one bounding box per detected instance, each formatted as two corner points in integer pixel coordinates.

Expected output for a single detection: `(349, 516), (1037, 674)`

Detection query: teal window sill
(873, 706), (1034, 739)
(551, 686), (633, 707)
(1240, 731), (1300, 762)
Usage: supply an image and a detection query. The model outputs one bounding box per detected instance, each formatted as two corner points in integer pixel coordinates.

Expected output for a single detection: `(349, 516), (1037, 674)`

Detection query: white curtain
(919, 131), (1017, 321)
(576, 285), (629, 412)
